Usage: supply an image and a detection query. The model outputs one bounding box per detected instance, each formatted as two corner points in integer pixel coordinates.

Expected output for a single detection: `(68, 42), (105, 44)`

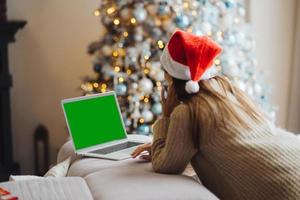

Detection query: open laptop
(61, 91), (145, 160)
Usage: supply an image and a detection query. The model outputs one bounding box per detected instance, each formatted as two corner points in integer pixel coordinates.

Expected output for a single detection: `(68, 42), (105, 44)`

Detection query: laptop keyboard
(90, 142), (143, 155)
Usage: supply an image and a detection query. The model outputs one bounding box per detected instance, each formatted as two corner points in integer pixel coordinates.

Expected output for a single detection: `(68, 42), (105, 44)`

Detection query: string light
(93, 82), (99, 88)
(81, 83), (93, 92)
(183, 2), (189, 8)
(106, 7), (116, 15)
(214, 59), (221, 65)
(156, 81), (162, 86)
(130, 17), (137, 24)
(139, 118), (145, 123)
(118, 77), (124, 82)
(101, 88), (106, 93)
(126, 69), (132, 75)
(143, 68), (150, 74)
(101, 83), (107, 89)
(112, 50), (119, 57)
(114, 66), (120, 72)
(93, 10), (100, 16)
(123, 31), (128, 37)
(118, 48), (126, 56)
(157, 40), (164, 49)
(155, 19), (162, 26)
(143, 97), (149, 103)
(113, 18), (120, 25)
(144, 55), (149, 60)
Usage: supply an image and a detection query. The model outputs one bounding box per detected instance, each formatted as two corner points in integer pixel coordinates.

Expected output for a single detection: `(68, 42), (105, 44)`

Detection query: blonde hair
(172, 76), (266, 148)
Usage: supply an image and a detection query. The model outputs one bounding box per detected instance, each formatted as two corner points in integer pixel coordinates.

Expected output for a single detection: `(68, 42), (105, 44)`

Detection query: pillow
(44, 157), (71, 177)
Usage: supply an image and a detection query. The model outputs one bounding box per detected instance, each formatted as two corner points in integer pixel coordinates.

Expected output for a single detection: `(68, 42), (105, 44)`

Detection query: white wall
(7, 0), (300, 174)
(250, 0), (297, 127)
(7, 0), (100, 174)
(287, 0), (300, 133)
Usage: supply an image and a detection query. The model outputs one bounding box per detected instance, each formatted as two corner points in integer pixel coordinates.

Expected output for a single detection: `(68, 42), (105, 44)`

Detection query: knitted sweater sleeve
(151, 104), (198, 174)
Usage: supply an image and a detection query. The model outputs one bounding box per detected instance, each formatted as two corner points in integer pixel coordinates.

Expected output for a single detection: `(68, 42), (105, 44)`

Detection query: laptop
(61, 91), (146, 160)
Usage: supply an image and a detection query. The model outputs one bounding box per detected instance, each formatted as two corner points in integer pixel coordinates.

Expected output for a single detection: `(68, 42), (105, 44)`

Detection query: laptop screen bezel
(61, 91), (128, 152)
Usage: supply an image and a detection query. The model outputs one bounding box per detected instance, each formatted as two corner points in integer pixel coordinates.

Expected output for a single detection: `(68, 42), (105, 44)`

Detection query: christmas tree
(81, 0), (275, 135)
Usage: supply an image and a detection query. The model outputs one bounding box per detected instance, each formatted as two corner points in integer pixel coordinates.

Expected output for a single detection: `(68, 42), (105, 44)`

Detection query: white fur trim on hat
(200, 65), (217, 80)
(160, 44), (191, 80)
(185, 80), (199, 94)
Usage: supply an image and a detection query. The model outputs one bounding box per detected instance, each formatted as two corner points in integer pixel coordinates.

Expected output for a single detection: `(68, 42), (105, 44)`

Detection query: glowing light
(183, 2), (189, 8)
(139, 118), (145, 123)
(187, 27), (193, 33)
(157, 40), (164, 49)
(113, 18), (120, 25)
(123, 31), (128, 37)
(234, 17), (240, 24)
(144, 55), (149, 60)
(156, 81), (161, 86)
(144, 97), (149, 103)
(112, 51), (119, 57)
(130, 18), (137, 24)
(93, 82), (99, 88)
(214, 59), (221, 65)
(106, 7), (116, 14)
(118, 77), (124, 82)
(93, 10), (100, 16)
(101, 83), (107, 89)
(101, 88), (106, 93)
(126, 69), (132, 75)
(114, 66), (120, 72)
(144, 68), (150, 74)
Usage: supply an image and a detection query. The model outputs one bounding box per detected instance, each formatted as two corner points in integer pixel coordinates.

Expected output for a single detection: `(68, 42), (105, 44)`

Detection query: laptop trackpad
(89, 142), (143, 155)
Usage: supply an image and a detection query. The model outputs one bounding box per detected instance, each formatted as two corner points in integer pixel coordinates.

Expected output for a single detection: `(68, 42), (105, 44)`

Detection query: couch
(0, 135), (219, 200)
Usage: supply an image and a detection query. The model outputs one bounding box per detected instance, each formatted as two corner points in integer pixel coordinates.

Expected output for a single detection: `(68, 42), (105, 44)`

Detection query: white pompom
(185, 80), (199, 94)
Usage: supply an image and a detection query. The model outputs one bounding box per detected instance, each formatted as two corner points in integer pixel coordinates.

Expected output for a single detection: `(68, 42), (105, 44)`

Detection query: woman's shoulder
(171, 103), (190, 117)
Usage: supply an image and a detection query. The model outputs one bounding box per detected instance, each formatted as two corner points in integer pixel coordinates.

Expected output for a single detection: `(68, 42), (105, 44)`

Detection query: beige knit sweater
(151, 88), (300, 200)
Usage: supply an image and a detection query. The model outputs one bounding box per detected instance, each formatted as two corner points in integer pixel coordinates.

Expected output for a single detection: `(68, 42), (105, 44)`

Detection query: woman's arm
(151, 104), (198, 174)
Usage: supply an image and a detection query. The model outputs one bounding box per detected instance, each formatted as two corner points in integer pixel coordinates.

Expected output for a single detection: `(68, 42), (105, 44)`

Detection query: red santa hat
(160, 30), (222, 94)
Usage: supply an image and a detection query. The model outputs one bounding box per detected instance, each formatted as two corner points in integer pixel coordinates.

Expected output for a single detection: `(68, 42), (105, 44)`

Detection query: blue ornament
(93, 63), (101, 73)
(116, 84), (127, 96)
(174, 14), (190, 29)
(152, 102), (162, 115)
(224, 0), (235, 9)
(137, 124), (150, 135)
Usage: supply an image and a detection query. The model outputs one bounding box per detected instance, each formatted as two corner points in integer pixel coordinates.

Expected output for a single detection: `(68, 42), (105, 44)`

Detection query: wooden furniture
(0, 19), (26, 181)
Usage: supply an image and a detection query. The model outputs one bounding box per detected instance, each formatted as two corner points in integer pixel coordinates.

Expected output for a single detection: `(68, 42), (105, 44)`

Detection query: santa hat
(160, 30), (222, 94)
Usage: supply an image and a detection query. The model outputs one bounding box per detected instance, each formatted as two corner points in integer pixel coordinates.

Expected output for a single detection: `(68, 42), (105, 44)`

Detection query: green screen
(63, 93), (127, 150)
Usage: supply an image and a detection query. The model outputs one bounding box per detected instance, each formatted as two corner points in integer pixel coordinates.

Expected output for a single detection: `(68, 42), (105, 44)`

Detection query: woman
(131, 30), (300, 200)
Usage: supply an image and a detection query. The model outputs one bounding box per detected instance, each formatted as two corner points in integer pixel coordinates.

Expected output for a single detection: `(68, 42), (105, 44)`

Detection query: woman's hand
(131, 143), (152, 161)
(161, 84), (180, 117)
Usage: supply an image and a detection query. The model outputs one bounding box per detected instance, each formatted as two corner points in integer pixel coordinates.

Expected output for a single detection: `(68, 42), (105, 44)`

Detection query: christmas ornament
(141, 109), (154, 122)
(152, 102), (162, 115)
(137, 124), (150, 135)
(83, 0), (277, 134)
(138, 77), (153, 94)
(115, 83), (127, 96)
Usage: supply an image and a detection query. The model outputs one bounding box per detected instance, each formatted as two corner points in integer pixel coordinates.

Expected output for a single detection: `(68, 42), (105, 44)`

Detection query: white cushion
(84, 162), (219, 200)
